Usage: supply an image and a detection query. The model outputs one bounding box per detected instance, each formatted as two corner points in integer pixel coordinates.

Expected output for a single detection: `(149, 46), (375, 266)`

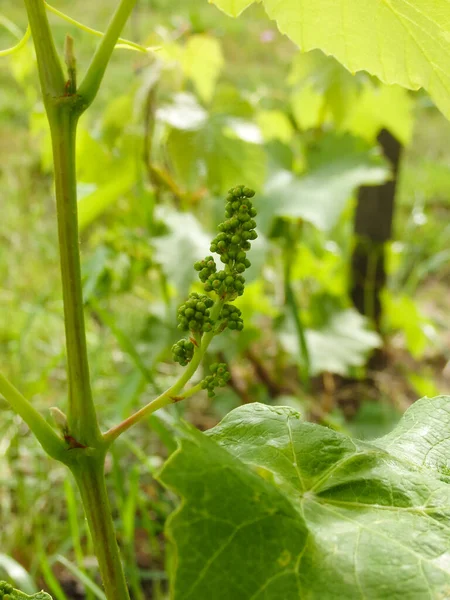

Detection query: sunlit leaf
(211, 0), (450, 121)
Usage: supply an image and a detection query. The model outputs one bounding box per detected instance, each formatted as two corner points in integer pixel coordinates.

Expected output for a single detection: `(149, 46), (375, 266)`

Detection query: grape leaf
(159, 396), (450, 599)
(210, 0), (450, 121)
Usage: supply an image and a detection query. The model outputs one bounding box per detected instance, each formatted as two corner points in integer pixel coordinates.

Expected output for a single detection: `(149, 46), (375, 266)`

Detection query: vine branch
(103, 299), (225, 444)
(78, 0), (138, 108)
(0, 373), (65, 460)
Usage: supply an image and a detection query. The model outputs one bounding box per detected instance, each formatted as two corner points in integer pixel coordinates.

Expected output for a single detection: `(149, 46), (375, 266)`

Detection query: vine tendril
(0, 23), (31, 57)
(44, 2), (159, 54)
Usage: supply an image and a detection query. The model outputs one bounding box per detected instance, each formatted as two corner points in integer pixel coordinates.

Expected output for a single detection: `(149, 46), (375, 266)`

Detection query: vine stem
(21, 1), (138, 598)
(78, 0), (138, 108)
(71, 456), (131, 600)
(49, 109), (101, 445)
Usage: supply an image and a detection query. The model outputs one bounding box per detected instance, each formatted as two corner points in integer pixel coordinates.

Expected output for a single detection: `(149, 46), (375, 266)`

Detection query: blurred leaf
(292, 245), (345, 298)
(77, 163), (136, 232)
(157, 93), (208, 131)
(153, 207), (211, 294)
(342, 84), (414, 145)
(0, 555), (37, 595)
(167, 117), (266, 193)
(256, 109), (294, 143)
(399, 160), (450, 206)
(290, 82), (325, 130)
(289, 50), (362, 127)
(159, 397), (450, 599)
(348, 400), (402, 440)
(408, 371), (441, 399)
(212, 0), (450, 121)
(182, 35), (224, 103)
(211, 85), (254, 118)
(382, 292), (435, 359)
(224, 118), (262, 143)
(211, 0), (254, 15)
(29, 111), (52, 172)
(101, 94), (134, 147)
(259, 134), (389, 232)
(76, 127), (113, 183)
(281, 309), (381, 375)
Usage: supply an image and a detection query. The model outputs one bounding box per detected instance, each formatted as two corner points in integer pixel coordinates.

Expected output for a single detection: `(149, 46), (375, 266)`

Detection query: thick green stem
(23, 0), (65, 106)
(0, 373), (65, 460)
(49, 110), (101, 445)
(78, 0), (138, 108)
(71, 456), (131, 600)
(21, 2), (136, 598)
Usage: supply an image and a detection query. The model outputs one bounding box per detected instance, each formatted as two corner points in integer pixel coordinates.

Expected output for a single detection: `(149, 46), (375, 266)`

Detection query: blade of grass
(0, 554), (37, 595)
(55, 556), (106, 600)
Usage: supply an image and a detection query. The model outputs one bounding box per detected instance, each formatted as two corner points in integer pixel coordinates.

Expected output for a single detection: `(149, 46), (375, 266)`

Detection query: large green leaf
(210, 0), (450, 120)
(159, 396), (450, 599)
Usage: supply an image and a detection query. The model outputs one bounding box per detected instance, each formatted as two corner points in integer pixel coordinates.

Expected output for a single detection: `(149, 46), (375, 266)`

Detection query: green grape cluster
(171, 339), (195, 366)
(172, 186), (256, 378)
(220, 304), (243, 331)
(0, 582), (13, 596)
(194, 185), (257, 300)
(194, 255), (216, 283)
(176, 293), (215, 333)
(201, 363), (231, 398)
